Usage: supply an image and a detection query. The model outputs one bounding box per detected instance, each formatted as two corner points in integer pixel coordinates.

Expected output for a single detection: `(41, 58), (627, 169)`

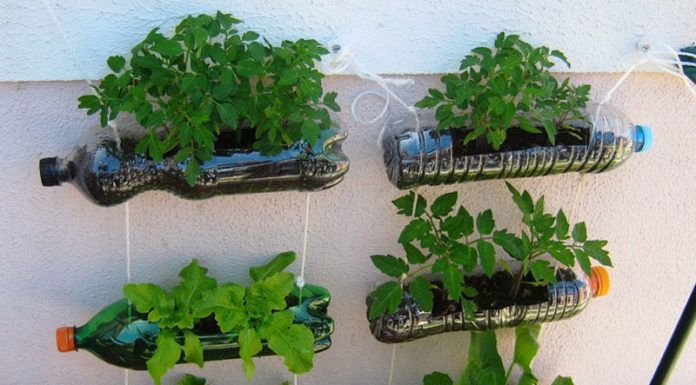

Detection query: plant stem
(510, 259), (528, 299)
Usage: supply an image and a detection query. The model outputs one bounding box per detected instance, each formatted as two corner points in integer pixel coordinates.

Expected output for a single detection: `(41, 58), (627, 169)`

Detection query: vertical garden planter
(40, 127), (348, 206)
(368, 266), (609, 343)
(383, 109), (652, 189)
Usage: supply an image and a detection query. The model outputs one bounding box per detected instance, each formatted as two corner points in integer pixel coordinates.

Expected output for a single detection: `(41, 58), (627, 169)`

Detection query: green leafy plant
(367, 182), (611, 320)
(422, 325), (574, 385)
(79, 12), (340, 186)
(123, 252), (315, 384)
(415, 32), (591, 150)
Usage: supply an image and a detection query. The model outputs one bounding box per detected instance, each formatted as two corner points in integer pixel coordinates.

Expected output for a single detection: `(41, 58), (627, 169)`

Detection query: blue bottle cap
(634, 125), (653, 153)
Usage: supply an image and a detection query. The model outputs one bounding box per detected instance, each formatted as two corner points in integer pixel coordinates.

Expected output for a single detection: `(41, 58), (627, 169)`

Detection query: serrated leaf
(574, 249), (592, 276)
(476, 210), (495, 235)
(468, 331), (505, 385)
(249, 251), (296, 282)
(399, 218), (430, 244)
(268, 323), (315, 374)
(442, 262), (463, 301)
(242, 31), (260, 41)
(392, 191), (426, 217)
(530, 260), (557, 284)
(423, 371), (453, 385)
(431, 192), (458, 217)
(183, 331), (204, 368)
(403, 243), (427, 264)
(301, 119), (321, 144)
(551, 376), (575, 385)
(323, 92), (340, 111)
(514, 324), (541, 372)
(247, 271), (295, 317)
(572, 222), (587, 242)
(450, 243), (477, 272)
(239, 328), (262, 381)
(216, 103), (238, 128)
(368, 281), (403, 319)
(123, 283), (175, 321)
(171, 259), (217, 311)
(583, 240), (612, 266)
(184, 158), (200, 187)
(492, 230), (526, 260)
(371, 255), (408, 278)
(544, 241), (575, 267)
(107, 55), (126, 72)
(236, 59), (264, 77)
(147, 331), (182, 385)
(555, 210), (569, 240)
(477, 240), (496, 277)
(409, 276), (434, 312)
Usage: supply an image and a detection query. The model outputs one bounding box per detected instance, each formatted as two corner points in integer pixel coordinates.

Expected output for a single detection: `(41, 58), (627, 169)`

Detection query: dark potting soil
(427, 269), (577, 317)
(450, 125), (590, 157)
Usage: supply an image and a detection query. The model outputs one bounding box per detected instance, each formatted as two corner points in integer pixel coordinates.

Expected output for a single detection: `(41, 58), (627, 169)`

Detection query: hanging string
(293, 192), (312, 385)
(42, 2), (131, 384)
(320, 44), (421, 145)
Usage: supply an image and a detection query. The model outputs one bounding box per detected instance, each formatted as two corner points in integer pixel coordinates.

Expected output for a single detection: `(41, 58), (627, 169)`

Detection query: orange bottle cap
(590, 266), (611, 298)
(56, 326), (76, 352)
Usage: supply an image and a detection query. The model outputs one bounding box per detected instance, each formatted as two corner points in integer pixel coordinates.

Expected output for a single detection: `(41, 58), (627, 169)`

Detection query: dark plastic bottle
(56, 285), (334, 369)
(40, 127), (349, 206)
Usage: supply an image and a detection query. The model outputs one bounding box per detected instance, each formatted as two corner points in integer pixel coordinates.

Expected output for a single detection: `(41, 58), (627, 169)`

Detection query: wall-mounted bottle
(40, 126), (349, 206)
(369, 266), (610, 344)
(56, 285), (334, 369)
(383, 106), (653, 189)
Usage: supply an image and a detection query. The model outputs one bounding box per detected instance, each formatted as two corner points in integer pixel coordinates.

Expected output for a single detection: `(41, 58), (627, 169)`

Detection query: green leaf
(236, 59), (264, 77)
(551, 376), (575, 385)
(242, 31), (260, 41)
(184, 158), (200, 187)
(216, 103), (238, 128)
(178, 374), (206, 385)
(247, 272), (295, 317)
(403, 243), (427, 264)
(477, 240), (496, 277)
(583, 240), (612, 266)
(368, 281), (403, 319)
(544, 241), (575, 267)
(239, 328), (263, 381)
(191, 283), (247, 332)
(123, 283), (175, 321)
(431, 192), (458, 217)
(574, 249), (592, 276)
(249, 251), (296, 282)
(399, 218), (430, 244)
(183, 331), (204, 368)
(267, 323), (315, 374)
(371, 255), (408, 278)
(555, 210), (569, 240)
(423, 372), (453, 385)
(323, 92), (340, 111)
(468, 331), (505, 385)
(147, 331), (182, 385)
(392, 191), (426, 216)
(530, 260), (557, 284)
(506, 182), (533, 214)
(301, 119), (321, 144)
(153, 39), (183, 58)
(572, 222), (587, 242)
(442, 262), (463, 300)
(450, 243), (477, 272)
(551, 50), (570, 67)
(518, 372), (539, 385)
(514, 324), (541, 372)
(476, 210), (495, 235)
(492, 230), (525, 260)
(409, 276), (434, 312)
(107, 55), (126, 72)
(171, 259), (217, 311)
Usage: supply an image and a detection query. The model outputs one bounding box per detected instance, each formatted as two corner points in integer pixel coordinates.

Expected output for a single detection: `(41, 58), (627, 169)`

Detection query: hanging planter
(366, 184), (612, 343)
(56, 253), (334, 384)
(383, 32), (652, 189)
(40, 12), (348, 206)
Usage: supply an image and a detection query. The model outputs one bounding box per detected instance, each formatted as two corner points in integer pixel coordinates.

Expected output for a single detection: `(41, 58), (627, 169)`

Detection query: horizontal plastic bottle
(369, 266), (610, 344)
(40, 126), (349, 206)
(56, 285), (334, 369)
(383, 106), (653, 189)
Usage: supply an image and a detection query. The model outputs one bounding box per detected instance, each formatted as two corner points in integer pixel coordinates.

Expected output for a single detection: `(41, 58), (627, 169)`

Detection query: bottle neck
(39, 157), (75, 187)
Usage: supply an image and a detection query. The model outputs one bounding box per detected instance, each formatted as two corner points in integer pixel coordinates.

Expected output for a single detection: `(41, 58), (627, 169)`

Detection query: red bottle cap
(56, 326), (76, 352)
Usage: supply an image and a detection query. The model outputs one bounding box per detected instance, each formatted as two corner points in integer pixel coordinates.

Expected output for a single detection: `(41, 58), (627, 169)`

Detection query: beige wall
(0, 73), (695, 384)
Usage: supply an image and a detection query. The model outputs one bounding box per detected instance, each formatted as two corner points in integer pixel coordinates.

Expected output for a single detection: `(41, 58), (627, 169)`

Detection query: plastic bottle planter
(383, 108), (653, 189)
(56, 285), (334, 369)
(368, 266), (609, 344)
(40, 127), (349, 206)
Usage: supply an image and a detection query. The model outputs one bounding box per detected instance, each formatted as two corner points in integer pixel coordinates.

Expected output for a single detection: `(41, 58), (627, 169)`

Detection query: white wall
(2, 0), (696, 80)
(1, 2), (696, 385)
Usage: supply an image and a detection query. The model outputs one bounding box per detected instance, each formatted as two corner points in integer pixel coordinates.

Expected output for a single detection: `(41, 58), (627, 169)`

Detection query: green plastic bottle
(56, 285), (334, 369)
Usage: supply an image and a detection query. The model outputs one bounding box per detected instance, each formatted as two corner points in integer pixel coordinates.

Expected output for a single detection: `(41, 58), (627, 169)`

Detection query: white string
(320, 44), (421, 145)
(296, 193), (311, 289)
(386, 344), (397, 385)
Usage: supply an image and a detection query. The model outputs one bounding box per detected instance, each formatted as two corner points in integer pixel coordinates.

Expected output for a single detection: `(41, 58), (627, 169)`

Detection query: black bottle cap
(39, 157), (61, 186)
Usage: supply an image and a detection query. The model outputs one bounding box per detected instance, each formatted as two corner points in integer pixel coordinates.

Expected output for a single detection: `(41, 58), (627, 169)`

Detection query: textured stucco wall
(0, 73), (695, 385)
(2, 0), (696, 80)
